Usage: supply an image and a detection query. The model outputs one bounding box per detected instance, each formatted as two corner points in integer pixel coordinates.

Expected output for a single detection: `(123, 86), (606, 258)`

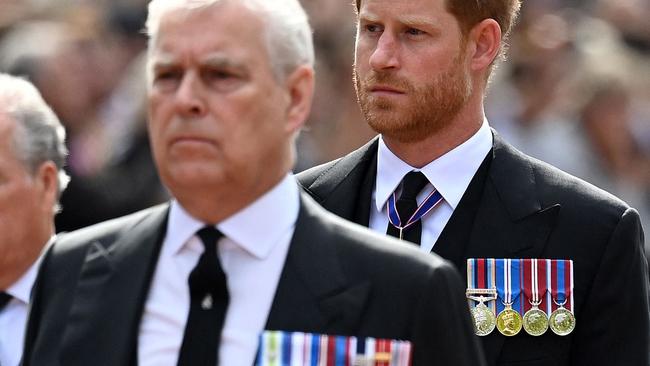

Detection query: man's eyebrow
(358, 12), (380, 23)
(150, 53), (178, 69)
(358, 12), (437, 29)
(400, 15), (435, 28)
(201, 54), (246, 71)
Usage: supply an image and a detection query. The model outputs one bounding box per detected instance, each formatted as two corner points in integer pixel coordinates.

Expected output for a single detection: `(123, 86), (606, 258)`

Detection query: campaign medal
(549, 302), (576, 336)
(522, 259), (549, 336)
(467, 259), (498, 336)
(549, 260), (576, 336)
(470, 297), (497, 336)
(496, 259), (523, 336)
(387, 186), (443, 240)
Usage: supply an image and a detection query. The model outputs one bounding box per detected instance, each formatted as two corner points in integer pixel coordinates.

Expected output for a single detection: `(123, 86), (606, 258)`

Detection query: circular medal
(471, 302), (496, 336)
(549, 307), (576, 336)
(496, 308), (523, 336)
(522, 307), (549, 336)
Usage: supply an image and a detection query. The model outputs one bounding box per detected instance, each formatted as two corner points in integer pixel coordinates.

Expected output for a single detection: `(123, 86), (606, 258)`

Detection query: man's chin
(162, 164), (225, 191)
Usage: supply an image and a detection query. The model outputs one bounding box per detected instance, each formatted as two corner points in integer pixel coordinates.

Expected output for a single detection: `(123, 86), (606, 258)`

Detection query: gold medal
(470, 299), (496, 336)
(549, 305), (575, 336)
(522, 303), (548, 336)
(496, 303), (523, 336)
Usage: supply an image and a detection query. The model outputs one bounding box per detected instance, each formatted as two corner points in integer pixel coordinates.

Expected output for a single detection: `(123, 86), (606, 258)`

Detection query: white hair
(0, 73), (70, 210)
(145, 0), (315, 80)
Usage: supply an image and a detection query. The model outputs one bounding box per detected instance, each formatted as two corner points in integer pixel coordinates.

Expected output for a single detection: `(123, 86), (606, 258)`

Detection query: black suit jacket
(297, 133), (650, 366)
(23, 192), (485, 366)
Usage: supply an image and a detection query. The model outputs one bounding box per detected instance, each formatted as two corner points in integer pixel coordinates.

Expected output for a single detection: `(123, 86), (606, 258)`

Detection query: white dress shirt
(0, 237), (53, 366)
(370, 119), (493, 252)
(138, 174), (299, 366)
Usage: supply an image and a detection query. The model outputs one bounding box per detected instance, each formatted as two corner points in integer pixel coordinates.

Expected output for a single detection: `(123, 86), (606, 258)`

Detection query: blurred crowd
(0, 0), (648, 254)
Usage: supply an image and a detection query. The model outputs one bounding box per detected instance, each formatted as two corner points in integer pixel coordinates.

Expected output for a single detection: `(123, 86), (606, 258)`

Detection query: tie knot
(0, 292), (12, 311)
(196, 226), (223, 250)
(399, 171), (429, 200)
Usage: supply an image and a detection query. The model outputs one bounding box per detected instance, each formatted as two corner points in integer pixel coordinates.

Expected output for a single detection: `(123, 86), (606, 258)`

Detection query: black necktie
(177, 227), (229, 366)
(0, 292), (11, 312)
(386, 171), (430, 244)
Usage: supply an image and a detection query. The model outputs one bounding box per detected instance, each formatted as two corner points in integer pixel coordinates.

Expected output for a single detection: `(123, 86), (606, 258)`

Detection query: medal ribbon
(387, 188), (443, 230)
(487, 258), (497, 313)
(522, 259), (549, 312)
(496, 259), (523, 315)
(468, 258), (497, 314)
(550, 260), (574, 312)
(375, 339), (392, 366)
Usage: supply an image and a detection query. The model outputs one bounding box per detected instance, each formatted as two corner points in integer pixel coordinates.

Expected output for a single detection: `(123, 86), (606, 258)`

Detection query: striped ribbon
(255, 332), (412, 366)
(549, 260), (574, 312)
(387, 189), (443, 231)
(495, 259), (523, 315)
(467, 258), (497, 313)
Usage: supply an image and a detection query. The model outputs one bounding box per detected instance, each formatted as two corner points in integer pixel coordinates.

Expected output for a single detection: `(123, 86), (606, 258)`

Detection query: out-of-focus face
(0, 112), (52, 287)
(354, 0), (473, 143)
(147, 2), (301, 218)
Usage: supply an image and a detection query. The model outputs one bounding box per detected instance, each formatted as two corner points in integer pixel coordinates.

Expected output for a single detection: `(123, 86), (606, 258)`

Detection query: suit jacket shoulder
(298, 137), (378, 201)
(23, 204), (169, 366)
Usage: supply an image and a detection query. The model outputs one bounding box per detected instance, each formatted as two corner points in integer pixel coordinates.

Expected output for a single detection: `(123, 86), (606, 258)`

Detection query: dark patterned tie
(386, 171), (430, 244)
(0, 292), (11, 312)
(177, 227), (229, 366)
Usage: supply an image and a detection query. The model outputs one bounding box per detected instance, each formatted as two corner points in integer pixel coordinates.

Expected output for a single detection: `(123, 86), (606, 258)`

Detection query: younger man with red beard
(298, 0), (650, 365)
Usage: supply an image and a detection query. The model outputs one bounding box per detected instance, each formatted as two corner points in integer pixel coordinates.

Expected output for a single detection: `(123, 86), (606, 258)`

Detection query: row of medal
(255, 331), (412, 366)
(466, 258), (576, 337)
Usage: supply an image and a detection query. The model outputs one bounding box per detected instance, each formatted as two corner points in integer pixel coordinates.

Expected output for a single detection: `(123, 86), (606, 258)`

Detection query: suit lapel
(266, 193), (370, 334)
(305, 138), (378, 226)
(464, 133), (560, 262)
(60, 205), (169, 366)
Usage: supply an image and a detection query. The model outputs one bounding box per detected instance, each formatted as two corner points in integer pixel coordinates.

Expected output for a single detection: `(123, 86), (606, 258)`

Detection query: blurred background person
(0, 0), (647, 256)
(0, 73), (68, 366)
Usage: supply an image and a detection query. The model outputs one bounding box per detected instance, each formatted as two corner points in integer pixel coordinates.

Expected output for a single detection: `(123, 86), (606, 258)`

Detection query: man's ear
(284, 65), (315, 134)
(468, 19), (502, 72)
(35, 161), (59, 213)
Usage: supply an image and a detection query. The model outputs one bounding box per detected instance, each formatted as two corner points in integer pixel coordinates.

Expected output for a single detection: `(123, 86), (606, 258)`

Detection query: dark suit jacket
(22, 192), (485, 366)
(297, 133), (650, 366)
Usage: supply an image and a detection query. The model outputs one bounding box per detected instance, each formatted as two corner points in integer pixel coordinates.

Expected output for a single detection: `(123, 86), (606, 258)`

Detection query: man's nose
(369, 33), (400, 71)
(174, 72), (206, 117)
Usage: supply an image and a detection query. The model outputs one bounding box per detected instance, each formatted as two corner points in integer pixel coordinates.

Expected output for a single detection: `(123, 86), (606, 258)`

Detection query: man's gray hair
(145, 0), (315, 81)
(0, 73), (70, 207)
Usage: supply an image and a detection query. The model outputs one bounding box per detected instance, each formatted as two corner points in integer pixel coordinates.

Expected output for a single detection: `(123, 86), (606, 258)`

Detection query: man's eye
(206, 70), (234, 80)
(366, 24), (382, 33)
(155, 70), (181, 81)
(406, 28), (425, 36)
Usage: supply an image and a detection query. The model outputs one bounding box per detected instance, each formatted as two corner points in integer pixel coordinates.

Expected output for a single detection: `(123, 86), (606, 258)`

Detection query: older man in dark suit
(22, 1), (485, 365)
(298, 0), (650, 365)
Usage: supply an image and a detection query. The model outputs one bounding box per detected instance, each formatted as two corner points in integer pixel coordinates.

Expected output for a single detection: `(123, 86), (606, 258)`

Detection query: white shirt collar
(375, 119), (492, 212)
(166, 173), (300, 259)
(6, 236), (56, 304)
